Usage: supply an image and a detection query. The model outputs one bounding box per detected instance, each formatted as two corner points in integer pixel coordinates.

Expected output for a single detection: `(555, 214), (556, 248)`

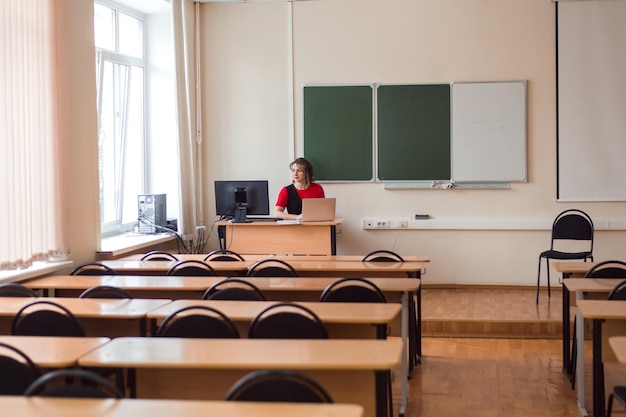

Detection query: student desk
(0, 335), (109, 368)
(122, 253), (430, 263)
(552, 261), (599, 279)
(2, 397), (365, 417)
(78, 337), (402, 417)
(215, 219), (343, 255)
(576, 299), (626, 417)
(0, 297), (170, 337)
(609, 336), (626, 363)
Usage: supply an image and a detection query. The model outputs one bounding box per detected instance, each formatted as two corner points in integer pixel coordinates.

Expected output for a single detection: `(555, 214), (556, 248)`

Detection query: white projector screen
(557, 0), (626, 201)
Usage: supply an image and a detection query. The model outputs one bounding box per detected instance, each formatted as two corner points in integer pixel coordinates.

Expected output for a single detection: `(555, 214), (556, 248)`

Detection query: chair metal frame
(0, 283), (39, 297)
(70, 262), (116, 276)
(246, 259), (298, 277)
(203, 249), (245, 262)
(247, 302), (328, 339)
(166, 260), (218, 276)
(0, 341), (41, 395)
(11, 300), (86, 337)
(155, 305), (240, 338)
(201, 278), (266, 301)
(24, 368), (125, 398)
(140, 251), (179, 261)
(79, 285), (134, 299)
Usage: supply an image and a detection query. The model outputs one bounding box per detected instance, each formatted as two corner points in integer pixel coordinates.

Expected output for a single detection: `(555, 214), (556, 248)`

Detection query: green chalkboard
(303, 85), (373, 181)
(377, 84), (451, 181)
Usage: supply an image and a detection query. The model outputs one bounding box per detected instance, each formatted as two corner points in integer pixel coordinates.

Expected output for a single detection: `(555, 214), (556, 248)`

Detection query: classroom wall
(198, 0), (626, 287)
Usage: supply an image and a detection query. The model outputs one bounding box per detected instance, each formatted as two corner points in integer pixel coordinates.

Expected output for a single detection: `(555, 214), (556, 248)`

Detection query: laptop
(300, 198), (336, 222)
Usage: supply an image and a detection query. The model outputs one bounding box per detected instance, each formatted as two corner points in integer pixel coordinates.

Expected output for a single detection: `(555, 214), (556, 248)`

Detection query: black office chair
(79, 285), (133, 299)
(24, 368), (125, 398)
(0, 283), (39, 298)
(246, 259), (298, 277)
(361, 250), (405, 262)
(11, 300), (86, 337)
(155, 305), (240, 338)
(201, 278), (267, 301)
(0, 341), (41, 395)
(225, 369), (333, 403)
(166, 260), (218, 276)
(70, 262), (116, 276)
(203, 249), (245, 262)
(248, 302), (328, 339)
(536, 209), (594, 304)
(140, 251), (179, 261)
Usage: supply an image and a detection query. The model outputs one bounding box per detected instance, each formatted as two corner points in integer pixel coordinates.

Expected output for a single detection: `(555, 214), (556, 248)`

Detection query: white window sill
(0, 261), (74, 284)
(98, 232), (177, 260)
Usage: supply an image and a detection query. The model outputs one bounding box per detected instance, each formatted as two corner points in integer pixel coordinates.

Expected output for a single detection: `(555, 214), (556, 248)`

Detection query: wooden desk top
(609, 336), (626, 364)
(0, 336), (110, 367)
(2, 396), (364, 417)
(98, 260), (250, 274)
(24, 275), (419, 293)
(147, 299), (401, 325)
(551, 261), (599, 274)
(122, 253), (430, 263)
(78, 337), (402, 370)
(216, 219), (344, 227)
(576, 299), (626, 319)
(0, 297), (171, 319)
(563, 278), (623, 293)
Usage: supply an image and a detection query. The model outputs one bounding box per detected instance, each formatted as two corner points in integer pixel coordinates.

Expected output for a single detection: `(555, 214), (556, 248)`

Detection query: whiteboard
(451, 81), (527, 182)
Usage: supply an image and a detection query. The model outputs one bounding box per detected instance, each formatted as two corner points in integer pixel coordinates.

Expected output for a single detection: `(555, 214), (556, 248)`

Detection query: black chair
(70, 262), (116, 276)
(608, 278), (626, 301)
(201, 278), (266, 301)
(11, 300), (85, 337)
(203, 249), (245, 262)
(246, 259), (298, 277)
(225, 369), (333, 403)
(24, 368), (124, 398)
(361, 250), (405, 262)
(536, 209), (594, 304)
(79, 285), (133, 299)
(0, 283), (39, 298)
(0, 342), (41, 395)
(140, 251), (179, 261)
(166, 260), (218, 276)
(608, 386), (626, 417)
(248, 302), (328, 339)
(155, 305), (240, 338)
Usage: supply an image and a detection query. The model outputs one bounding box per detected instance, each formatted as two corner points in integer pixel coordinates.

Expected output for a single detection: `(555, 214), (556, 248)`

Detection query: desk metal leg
(576, 294), (589, 417)
(563, 282), (571, 376)
(592, 319), (605, 417)
(399, 292), (409, 417)
(330, 226), (337, 255)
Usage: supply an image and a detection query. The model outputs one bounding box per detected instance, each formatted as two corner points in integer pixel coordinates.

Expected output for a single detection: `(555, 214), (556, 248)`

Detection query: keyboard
(248, 217), (280, 222)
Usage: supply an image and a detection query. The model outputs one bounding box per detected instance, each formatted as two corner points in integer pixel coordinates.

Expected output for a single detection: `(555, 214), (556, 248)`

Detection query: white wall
(197, 0), (626, 287)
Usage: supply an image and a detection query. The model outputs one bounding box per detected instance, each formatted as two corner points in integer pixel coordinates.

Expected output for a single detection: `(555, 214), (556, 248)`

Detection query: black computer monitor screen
(214, 180), (270, 222)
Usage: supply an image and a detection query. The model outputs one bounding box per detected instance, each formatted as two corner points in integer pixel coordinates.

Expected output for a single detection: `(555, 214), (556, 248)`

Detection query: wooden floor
(393, 287), (590, 417)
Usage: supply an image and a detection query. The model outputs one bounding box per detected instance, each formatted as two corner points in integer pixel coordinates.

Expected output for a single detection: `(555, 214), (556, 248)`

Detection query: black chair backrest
(550, 209), (594, 248)
(203, 249), (245, 262)
(246, 259), (298, 277)
(24, 368), (124, 398)
(225, 369), (333, 403)
(140, 251), (179, 261)
(0, 283), (39, 298)
(608, 280), (626, 301)
(11, 300), (86, 337)
(0, 342), (41, 395)
(79, 285), (134, 299)
(167, 260), (218, 276)
(319, 277), (387, 303)
(201, 278), (266, 301)
(156, 305), (240, 338)
(584, 260), (626, 279)
(361, 250), (405, 262)
(70, 262), (116, 276)
(248, 302), (328, 339)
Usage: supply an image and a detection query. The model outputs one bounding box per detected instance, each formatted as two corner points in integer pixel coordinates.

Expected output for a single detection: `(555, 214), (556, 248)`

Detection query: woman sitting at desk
(274, 157), (325, 220)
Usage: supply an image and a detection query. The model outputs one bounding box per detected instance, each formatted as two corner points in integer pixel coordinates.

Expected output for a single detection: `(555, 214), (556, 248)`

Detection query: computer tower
(138, 194), (167, 234)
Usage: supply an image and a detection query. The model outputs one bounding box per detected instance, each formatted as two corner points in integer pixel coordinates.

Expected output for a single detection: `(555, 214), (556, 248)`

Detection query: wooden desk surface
(2, 396), (364, 417)
(147, 299), (400, 325)
(576, 299), (626, 319)
(562, 278), (623, 293)
(78, 337), (402, 370)
(609, 336), (626, 364)
(551, 261), (601, 275)
(0, 335), (110, 367)
(98, 260), (249, 274)
(216, 219), (344, 227)
(122, 253), (430, 263)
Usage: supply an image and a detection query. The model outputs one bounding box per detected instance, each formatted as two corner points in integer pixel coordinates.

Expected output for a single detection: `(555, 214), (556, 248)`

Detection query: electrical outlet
(398, 220), (408, 228)
(363, 219), (391, 229)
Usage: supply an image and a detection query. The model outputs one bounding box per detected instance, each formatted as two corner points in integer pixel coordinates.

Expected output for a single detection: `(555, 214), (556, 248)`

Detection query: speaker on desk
(138, 194), (167, 234)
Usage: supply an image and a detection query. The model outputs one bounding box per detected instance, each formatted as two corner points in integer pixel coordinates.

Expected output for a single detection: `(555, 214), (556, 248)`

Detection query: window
(94, 1), (146, 234)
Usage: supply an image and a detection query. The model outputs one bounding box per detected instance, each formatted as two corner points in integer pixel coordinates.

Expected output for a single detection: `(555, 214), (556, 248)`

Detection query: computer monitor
(214, 180), (270, 223)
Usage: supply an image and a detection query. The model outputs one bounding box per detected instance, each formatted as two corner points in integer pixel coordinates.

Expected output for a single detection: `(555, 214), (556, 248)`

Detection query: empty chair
(24, 368), (124, 398)
(608, 279), (626, 300)
(203, 249), (245, 262)
(0, 283), (39, 298)
(225, 369), (333, 403)
(248, 302), (328, 339)
(536, 209), (594, 304)
(70, 262), (116, 276)
(79, 285), (133, 299)
(320, 277), (387, 303)
(140, 251), (179, 261)
(201, 278), (266, 301)
(246, 259), (298, 277)
(361, 250), (405, 262)
(0, 342), (41, 395)
(11, 300), (85, 337)
(166, 260), (217, 276)
(155, 305), (240, 338)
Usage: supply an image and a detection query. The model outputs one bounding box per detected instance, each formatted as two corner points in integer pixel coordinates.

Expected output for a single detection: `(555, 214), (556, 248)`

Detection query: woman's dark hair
(290, 157), (315, 184)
